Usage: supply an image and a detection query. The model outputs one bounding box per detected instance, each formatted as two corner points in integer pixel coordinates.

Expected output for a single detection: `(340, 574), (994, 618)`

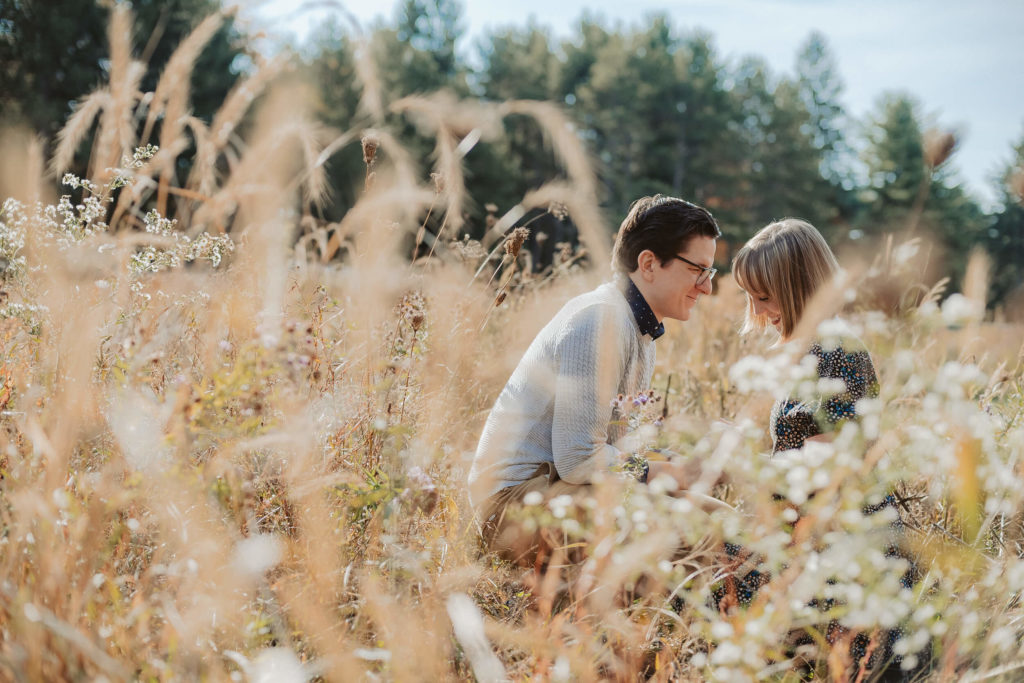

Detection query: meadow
(2, 7), (1024, 681)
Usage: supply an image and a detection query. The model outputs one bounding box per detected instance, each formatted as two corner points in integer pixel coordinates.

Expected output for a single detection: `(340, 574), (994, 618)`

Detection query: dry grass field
(2, 7), (1024, 681)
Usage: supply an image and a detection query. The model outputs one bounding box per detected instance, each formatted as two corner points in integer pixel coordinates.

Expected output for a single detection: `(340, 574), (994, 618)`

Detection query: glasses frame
(672, 254), (717, 286)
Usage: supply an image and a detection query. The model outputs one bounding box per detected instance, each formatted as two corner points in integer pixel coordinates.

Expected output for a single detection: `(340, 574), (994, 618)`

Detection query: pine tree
(985, 131), (1024, 309)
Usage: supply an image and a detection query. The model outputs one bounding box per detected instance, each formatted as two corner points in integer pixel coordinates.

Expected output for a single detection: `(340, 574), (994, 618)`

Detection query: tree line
(2, 0), (1022, 309)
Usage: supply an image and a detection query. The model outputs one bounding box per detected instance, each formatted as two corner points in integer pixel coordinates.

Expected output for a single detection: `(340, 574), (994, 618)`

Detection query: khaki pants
(478, 463), (589, 567)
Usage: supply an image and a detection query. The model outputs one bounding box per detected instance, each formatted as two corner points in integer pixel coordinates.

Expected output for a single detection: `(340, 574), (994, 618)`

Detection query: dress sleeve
(817, 346), (879, 426)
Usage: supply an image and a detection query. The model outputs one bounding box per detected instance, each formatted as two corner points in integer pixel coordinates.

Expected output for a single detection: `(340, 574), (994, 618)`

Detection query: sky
(244, 0), (1024, 209)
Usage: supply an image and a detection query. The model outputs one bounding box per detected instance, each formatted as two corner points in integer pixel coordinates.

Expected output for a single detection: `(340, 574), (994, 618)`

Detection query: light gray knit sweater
(468, 281), (656, 506)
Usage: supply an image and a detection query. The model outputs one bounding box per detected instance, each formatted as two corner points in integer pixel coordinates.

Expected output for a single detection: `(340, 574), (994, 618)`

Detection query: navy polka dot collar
(620, 277), (665, 341)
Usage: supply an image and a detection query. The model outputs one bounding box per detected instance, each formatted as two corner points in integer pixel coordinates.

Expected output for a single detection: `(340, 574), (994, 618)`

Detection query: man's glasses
(673, 254), (717, 286)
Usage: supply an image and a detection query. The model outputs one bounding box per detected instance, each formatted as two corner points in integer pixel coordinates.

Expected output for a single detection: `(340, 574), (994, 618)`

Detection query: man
(469, 195), (721, 563)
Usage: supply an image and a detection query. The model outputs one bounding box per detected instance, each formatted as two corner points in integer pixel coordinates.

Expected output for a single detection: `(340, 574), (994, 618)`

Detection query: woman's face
(749, 290), (783, 335)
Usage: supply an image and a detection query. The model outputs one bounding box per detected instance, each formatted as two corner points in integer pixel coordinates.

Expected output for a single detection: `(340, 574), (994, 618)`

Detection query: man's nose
(696, 277), (713, 295)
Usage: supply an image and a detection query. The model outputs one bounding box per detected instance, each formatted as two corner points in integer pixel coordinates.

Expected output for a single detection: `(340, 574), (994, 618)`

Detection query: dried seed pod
(548, 201), (569, 221)
(493, 291), (507, 307)
(361, 133), (379, 165)
(923, 129), (956, 169)
(504, 227), (530, 259)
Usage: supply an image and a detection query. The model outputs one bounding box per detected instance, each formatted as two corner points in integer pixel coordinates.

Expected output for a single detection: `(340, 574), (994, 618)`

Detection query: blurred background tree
(985, 132), (1024, 313)
(0, 0), (244, 141)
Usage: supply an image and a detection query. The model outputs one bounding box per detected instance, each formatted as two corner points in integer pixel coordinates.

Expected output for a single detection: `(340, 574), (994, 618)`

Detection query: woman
(730, 219), (923, 674)
(731, 218), (878, 452)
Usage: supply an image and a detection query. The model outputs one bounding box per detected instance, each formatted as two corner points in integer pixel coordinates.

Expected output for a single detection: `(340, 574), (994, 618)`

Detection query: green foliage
(985, 131), (1024, 309)
(0, 0), (244, 138)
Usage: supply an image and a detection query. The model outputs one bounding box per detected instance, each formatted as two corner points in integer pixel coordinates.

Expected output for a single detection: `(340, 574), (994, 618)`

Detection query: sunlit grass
(1, 6), (1024, 681)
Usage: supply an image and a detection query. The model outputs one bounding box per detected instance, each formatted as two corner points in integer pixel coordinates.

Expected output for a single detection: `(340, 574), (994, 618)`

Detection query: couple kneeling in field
(468, 195), (878, 567)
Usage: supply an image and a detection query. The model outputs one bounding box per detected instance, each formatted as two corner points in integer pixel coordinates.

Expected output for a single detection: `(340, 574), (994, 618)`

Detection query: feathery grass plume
(521, 181), (611, 277)
(924, 128), (958, 169)
(501, 99), (599, 200)
(353, 36), (384, 122)
(50, 90), (110, 176)
(141, 11), (226, 145)
(391, 93), (500, 239)
(292, 119), (333, 207)
(91, 4), (144, 181)
(188, 54), (289, 197)
(225, 84), (312, 336)
(192, 86), (327, 234)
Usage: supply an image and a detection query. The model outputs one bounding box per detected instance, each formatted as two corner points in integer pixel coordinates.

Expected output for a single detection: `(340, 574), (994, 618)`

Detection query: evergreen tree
(732, 60), (831, 233)
(861, 93), (987, 283)
(304, 19), (364, 220)
(985, 131), (1024, 309)
(794, 31), (856, 227)
(477, 22), (561, 202)
(861, 94), (929, 232)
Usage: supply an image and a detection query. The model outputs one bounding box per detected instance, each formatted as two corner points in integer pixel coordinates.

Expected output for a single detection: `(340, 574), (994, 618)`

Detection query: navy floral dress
(770, 343), (879, 453)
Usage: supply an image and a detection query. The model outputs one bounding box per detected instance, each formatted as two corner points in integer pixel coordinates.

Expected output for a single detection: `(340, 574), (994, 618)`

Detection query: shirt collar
(619, 276), (665, 340)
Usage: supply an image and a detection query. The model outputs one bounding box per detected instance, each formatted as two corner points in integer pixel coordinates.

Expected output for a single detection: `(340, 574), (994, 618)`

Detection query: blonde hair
(732, 218), (839, 338)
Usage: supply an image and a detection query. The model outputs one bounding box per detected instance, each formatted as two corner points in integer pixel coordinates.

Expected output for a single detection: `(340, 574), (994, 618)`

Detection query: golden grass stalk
(50, 90), (109, 176)
(354, 36), (384, 122)
(91, 4), (143, 180)
(521, 181), (611, 276)
(142, 11), (226, 146)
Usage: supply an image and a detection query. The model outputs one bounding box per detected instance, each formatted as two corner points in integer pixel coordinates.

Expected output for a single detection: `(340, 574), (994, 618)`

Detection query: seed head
(548, 202), (569, 221)
(504, 227), (530, 259)
(361, 133), (380, 166)
(493, 291), (507, 307)
(923, 129), (956, 169)
(431, 172), (445, 194)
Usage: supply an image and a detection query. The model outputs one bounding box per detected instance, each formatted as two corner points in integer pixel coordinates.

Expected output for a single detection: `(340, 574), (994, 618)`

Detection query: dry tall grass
(2, 9), (1024, 682)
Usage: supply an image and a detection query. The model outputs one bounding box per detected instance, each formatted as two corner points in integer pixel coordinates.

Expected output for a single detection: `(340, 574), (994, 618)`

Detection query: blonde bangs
(733, 242), (780, 335)
(733, 218), (839, 339)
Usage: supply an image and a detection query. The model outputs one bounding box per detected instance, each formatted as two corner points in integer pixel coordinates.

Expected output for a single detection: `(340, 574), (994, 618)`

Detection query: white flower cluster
(729, 348), (818, 399)
(128, 209), (234, 274)
(106, 144), (158, 191)
(3, 147), (232, 290)
(0, 198), (29, 278)
(0, 301), (48, 331)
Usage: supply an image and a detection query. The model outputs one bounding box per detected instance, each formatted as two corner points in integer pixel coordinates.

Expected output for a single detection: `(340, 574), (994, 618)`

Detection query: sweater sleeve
(550, 303), (630, 484)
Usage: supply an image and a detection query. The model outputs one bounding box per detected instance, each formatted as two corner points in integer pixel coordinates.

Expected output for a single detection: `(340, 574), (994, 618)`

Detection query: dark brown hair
(611, 195), (721, 274)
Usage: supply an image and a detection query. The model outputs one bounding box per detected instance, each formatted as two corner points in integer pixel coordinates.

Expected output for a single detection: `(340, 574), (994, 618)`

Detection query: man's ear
(635, 249), (660, 280)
